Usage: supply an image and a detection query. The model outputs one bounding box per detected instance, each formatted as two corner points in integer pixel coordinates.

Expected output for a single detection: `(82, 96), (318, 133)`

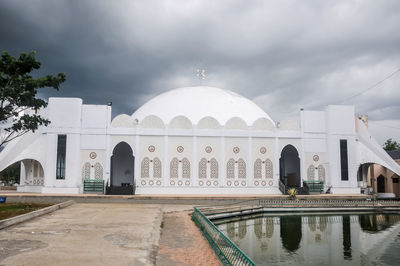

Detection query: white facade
(0, 86), (399, 195)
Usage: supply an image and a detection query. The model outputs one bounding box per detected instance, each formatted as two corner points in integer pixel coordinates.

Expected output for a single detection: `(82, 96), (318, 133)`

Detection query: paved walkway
(0, 203), (194, 265)
(156, 211), (220, 266)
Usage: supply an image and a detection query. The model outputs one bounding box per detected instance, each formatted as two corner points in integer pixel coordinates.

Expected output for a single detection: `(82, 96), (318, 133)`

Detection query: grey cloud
(0, 0), (399, 143)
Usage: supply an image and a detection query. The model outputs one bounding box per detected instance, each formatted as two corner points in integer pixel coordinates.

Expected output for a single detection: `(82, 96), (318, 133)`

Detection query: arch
(168, 115), (193, 129)
(199, 158), (207, 179)
(111, 114), (135, 128)
(197, 116), (221, 129)
(238, 158), (246, 179)
(265, 159), (273, 179)
(251, 118), (275, 130)
(227, 159), (235, 179)
(21, 159), (45, 186)
(82, 162), (91, 180)
(224, 117), (248, 130)
(170, 157), (178, 178)
(140, 115), (165, 129)
(317, 165), (325, 182)
(210, 158), (218, 179)
(254, 159), (262, 179)
(94, 163), (103, 179)
(141, 157), (150, 178)
(110, 141), (135, 194)
(377, 175), (385, 193)
(307, 165), (315, 181)
(280, 144), (301, 187)
(182, 158), (191, 179)
(153, 157), (162, 178)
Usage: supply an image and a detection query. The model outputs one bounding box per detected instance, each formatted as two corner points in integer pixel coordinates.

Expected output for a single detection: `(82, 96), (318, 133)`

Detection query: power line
(340, 67), (400, 104)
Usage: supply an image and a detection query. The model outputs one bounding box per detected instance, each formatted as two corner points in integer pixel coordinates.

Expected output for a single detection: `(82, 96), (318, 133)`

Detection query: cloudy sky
(1, 0), (399, 144)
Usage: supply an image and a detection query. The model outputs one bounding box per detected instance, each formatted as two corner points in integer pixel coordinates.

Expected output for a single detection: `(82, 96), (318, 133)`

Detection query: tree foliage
(0, 51), (65, 148)
(383, 138), (400, 151)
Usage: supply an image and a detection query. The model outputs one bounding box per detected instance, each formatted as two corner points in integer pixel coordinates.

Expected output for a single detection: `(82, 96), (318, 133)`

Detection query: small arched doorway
(280, 145), (301, 187)
(377, 175), (385, 193)
(108, 142), (135, 195)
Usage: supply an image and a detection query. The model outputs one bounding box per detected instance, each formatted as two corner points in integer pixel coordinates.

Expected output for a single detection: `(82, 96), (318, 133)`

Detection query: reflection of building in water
(218, 214), (400, 265)
(359, 214), (400, 233)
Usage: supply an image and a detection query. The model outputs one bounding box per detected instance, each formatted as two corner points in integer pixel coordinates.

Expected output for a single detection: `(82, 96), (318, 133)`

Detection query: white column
(221, 136), (225, 187)
(164, 135), (168, 186)
(274, 136), (280, 184)
(134, 134), (140, 187)
(248, 136), (253, 187)
(192, 135), (197, 186)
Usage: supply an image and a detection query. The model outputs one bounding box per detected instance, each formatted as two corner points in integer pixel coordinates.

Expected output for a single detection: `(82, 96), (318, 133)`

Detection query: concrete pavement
(0, 203), (193, 265)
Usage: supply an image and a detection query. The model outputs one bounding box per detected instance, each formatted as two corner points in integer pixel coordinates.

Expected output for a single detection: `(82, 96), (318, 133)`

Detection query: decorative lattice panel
(238, 158), (246, 179)
(227, 159), (235, 179)
(199, 158), (207, 179)
(254, 159), (262, 179)
(210, 158), (218, 179)
(307, 165), (315, 180)
(318, 165), (325, 182)
(170, 158), (178, 178)
(94, 163), (103, 179)
(265, 159), (273, 179)
(141, 157), (150, 178)
(153, 157), (162, 178)
(182, 158), (190, 179)
(82, 162), (91, 180)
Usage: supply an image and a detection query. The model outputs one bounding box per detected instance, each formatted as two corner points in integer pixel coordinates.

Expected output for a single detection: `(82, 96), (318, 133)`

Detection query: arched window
(254, 159), (262, 179)
(94, 163), (103, 179)
(318, 165), (325, 182)
(153, 157), (162, 178)
(227, 159), (235, 179)
(238, 158), (246, 179)
(199, 158), (207, 179)
(141, 157), (150, 178)
(82, 162), (91, 180)
(170, 158), (178, 178)
(307, 165), (315, 181)
(182, 158), (190, 179)
(265, 159), (273, 179)
(210, 158), (218, 179)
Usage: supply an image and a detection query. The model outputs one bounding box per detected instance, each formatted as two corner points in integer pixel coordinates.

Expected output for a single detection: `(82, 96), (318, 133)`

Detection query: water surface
(216, 213), (400, 265)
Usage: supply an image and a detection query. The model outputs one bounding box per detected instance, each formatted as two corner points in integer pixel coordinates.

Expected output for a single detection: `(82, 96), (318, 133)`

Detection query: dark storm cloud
(1, 0), (399, 143)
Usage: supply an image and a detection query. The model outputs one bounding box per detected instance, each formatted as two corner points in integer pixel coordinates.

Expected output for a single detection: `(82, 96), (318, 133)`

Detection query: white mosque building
(0, 86), (399, 195)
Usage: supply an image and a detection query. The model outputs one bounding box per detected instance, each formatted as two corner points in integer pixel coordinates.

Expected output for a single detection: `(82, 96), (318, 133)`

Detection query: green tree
(383, 138), (400, 151)
(0, 162), (20, 184)
(0, 51), (65, 148)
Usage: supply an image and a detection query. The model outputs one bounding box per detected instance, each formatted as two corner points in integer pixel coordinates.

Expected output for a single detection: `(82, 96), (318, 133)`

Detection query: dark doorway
(377, 175), (385, 193)
(280, 145), (301, 187)
(108, 142), (135, 195)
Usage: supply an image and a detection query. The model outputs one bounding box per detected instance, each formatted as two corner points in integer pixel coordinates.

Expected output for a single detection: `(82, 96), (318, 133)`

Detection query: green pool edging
(192, 207), (256, 266)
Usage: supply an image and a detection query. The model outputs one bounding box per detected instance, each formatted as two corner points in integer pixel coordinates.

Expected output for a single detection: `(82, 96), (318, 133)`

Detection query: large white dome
(132, 86), (274, 126)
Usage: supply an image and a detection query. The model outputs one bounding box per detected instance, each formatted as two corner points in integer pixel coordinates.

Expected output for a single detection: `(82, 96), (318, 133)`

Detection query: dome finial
(196, 69), (206, 85)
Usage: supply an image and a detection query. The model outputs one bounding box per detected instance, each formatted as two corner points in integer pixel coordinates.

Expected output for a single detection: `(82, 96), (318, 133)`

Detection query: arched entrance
(377, 175), (385, 193)
(280, 145), (301, 187)
(108, 142), (135, 195)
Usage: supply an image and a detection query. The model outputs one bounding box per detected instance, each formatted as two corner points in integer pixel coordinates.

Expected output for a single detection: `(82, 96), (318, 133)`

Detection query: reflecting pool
(216, 213), (400, 266)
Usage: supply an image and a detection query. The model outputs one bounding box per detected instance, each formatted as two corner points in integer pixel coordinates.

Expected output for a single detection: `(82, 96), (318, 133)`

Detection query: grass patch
(0, 203), (52, 220)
